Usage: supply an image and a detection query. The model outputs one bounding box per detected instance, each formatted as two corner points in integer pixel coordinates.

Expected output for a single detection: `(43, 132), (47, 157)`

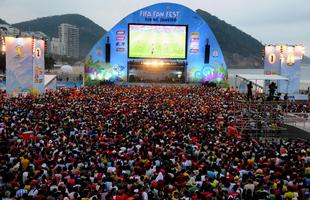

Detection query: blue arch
(85, 3), (227, 84)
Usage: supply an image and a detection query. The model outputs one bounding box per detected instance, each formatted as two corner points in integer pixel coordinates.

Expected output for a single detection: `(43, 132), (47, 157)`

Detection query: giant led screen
(128, 24), (187, 59)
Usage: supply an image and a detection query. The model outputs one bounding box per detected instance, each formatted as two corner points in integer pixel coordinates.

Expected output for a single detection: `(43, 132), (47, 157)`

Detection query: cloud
(1, 0), (309, 56)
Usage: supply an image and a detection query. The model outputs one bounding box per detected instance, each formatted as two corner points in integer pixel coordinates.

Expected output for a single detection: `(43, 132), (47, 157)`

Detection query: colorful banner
(5, 37), (33, 96)
(190, 32), (199, 54)
(32, 39), (45, 94)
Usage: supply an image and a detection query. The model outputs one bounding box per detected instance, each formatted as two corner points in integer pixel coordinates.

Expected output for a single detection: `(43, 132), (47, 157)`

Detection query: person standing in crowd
(269, 81), (277, 100)
(247, 81), (253, 100)
(284, 93), (288, 100)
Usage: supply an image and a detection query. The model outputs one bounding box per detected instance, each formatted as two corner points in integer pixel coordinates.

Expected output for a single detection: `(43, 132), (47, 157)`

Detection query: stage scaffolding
(231, 98), (289, 138)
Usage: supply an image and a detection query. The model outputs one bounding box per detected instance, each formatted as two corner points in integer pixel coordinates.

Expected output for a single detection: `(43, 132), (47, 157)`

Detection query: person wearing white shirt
(28, 187), (39, 197)
(15, 188), (28, 198)
(142, 191), (148, 200)
(22, 171), (29, 184)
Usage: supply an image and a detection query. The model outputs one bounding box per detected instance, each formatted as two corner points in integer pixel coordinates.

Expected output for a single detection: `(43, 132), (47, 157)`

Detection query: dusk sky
(1, 0), (309, 56)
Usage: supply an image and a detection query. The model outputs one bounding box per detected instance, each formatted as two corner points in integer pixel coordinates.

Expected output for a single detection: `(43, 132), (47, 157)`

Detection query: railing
(231, 99), (288, 137)
(284, 112), (310, 129)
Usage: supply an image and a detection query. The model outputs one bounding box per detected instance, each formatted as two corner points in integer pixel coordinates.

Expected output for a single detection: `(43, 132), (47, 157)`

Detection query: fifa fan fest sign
(5, 37), (45, 96)
(264, 44), (304, 94)
(85, 3), (227, 85)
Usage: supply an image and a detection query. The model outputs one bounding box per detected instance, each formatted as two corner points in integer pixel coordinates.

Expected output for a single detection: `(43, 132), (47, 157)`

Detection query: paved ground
(284, 113), (310, 140)
(282, 124), (310, 140)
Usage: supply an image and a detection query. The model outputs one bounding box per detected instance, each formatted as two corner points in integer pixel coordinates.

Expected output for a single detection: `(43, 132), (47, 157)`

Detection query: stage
(85, 3), (227, 85)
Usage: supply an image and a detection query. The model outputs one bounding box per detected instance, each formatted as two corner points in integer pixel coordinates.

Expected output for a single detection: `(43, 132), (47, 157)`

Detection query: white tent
(44, 74), (57, 90)
(235, 74), (289, 95)
(236, 74), (289, 81)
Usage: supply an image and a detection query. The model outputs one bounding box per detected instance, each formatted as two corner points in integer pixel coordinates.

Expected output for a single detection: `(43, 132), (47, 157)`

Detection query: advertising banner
(32, 39), (45, 94)
(5, 37), (33, 96)
(189, 32), (199, 54)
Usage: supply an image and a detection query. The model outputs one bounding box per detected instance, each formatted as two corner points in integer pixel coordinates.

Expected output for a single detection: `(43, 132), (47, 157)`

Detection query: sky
(1, 0), (309, 56)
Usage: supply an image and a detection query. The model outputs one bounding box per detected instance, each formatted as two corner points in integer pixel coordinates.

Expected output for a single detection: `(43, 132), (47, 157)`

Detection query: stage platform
(116, 82), (202, 87)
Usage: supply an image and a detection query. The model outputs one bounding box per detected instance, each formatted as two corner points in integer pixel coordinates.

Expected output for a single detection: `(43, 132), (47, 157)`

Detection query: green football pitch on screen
(128, 24), (187, 59)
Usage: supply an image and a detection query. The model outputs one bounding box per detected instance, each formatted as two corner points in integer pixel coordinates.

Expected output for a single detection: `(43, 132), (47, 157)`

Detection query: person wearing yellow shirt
(20, 155), (30, 171)
(284, 191), (294, 199)
(305, 167), (310, 175)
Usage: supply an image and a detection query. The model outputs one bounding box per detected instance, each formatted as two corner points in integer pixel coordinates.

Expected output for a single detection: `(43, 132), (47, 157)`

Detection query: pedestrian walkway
(284, 113), (310, 139)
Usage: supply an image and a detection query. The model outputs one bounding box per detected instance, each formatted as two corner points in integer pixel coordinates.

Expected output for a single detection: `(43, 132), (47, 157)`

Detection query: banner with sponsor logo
(32, 39), (45, 94)
(5, 37), (33, 96)
(190, 32), (199, 54)
(5, 37), (45, 96)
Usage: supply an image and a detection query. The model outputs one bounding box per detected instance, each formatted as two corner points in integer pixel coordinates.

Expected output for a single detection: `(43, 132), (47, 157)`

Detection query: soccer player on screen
(151, 43), (155, 55)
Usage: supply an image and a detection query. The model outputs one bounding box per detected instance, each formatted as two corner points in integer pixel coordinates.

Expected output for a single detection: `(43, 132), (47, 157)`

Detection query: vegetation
(45, 55), (56, 72)
(51, 54), (82, 66)
(2, 11), (309, 67)
(13, 14), (106, 57)
(303, 56), (310, 65)
(0, 54), (5, 74)
(196, 9), (264, 68)
(0, 18), (8, 24)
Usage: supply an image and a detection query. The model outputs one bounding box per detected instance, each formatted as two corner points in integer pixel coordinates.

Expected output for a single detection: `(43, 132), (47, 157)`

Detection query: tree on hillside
(45, 55), (55, 72)
(0, 54), (5, 74)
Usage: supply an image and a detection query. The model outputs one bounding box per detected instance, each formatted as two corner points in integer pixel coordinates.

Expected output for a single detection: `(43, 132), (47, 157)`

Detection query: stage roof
(236, 74), (289, 81)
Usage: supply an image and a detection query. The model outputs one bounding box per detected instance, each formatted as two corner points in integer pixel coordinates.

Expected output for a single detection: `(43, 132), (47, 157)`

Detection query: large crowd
(0, 86), (309, 200)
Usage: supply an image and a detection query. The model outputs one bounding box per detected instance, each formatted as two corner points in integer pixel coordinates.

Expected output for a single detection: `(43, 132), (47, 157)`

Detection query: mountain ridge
(196, 9), (264, 68)
(0, 18), (8, 24)
(12, 14), (106, 57)
(1, 11), (309, 67)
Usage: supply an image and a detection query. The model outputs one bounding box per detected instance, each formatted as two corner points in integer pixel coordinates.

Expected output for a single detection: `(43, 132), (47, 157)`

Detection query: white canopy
(45, 74), (57, 86)
(236, 74), (289, 81)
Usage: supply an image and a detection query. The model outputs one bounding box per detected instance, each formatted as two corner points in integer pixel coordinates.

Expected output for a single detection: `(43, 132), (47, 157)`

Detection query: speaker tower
(204, 39), (210, 64)
(105, 37), (111, 63)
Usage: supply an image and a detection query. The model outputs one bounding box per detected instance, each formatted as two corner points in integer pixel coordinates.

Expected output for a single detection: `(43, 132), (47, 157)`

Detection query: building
(50, 37), (63, 56)
(58, 23), (79, 58)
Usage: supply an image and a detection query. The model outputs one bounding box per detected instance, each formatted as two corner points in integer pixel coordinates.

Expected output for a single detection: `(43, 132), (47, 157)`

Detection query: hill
(5, 12), (309, 67)
(303, 56), (310, 66)
(13, 14), (106, 57)
(0, 18), (8, 24)
(196, 9), (264, 68)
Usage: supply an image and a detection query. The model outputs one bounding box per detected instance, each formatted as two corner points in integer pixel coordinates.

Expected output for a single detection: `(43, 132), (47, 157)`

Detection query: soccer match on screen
(1, 0), (310, 199)
(128, 24), (187, 59)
